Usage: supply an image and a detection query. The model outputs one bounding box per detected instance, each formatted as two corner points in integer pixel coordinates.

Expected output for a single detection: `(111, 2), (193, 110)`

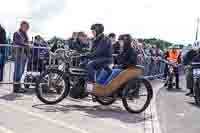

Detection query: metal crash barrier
(0, 44), (50, 89)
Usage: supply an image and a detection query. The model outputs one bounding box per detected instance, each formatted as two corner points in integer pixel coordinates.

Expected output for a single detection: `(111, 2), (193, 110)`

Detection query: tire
(96, 95), (117, 105)
(122, 78), (153, 114)
(35, 68), (70, 105)
(194, 78), (200, 106)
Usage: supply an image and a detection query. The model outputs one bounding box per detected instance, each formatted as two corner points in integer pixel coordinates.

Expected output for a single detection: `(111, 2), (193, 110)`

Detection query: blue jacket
(90, 34), (112, 60)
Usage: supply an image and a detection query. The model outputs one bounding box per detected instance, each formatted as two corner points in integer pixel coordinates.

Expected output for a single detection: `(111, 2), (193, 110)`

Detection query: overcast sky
(0, 0), (200, 44)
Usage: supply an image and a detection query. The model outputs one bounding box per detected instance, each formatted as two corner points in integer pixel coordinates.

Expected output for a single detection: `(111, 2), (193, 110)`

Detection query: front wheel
(35, 68), (70, 105)
(122, 78), (153, 114)
(194, 78), (200, 106)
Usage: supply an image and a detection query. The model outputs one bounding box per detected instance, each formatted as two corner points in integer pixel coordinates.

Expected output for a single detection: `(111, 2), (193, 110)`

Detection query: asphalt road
(0, 87), (153, 133)
(157, 78), (200, 133)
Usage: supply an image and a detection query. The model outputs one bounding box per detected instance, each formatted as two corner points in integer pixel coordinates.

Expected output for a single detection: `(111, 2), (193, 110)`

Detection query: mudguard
(92, 66), (144, 96)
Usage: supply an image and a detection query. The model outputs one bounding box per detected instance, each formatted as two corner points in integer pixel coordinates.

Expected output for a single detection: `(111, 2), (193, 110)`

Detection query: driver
(86, 23), (113, 92)
(183, 41), (200, 96)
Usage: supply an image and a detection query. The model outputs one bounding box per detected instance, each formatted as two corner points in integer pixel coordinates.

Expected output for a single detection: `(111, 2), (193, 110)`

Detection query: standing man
(13, 21), (30, 93)
(0, 24), (6, 82)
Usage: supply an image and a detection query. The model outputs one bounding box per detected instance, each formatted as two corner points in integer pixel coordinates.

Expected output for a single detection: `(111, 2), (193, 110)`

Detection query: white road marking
(0, 126), (15, 133)
(0, 102), (89, 133)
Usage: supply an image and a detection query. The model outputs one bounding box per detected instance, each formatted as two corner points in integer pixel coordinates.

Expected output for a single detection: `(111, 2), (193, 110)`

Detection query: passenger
(86, 23), (113, 92)
(13, 21), (30, 93)
(184, 41), (200, 96)
(116, 34), (137, 69)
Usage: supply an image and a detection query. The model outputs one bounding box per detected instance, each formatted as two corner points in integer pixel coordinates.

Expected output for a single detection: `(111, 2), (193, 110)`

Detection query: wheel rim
(38, 72), (66, 102)
(125, 81), (149, 112)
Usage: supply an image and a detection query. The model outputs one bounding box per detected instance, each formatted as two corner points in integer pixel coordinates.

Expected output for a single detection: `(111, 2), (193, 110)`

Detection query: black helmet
(90, 23), (104, 36)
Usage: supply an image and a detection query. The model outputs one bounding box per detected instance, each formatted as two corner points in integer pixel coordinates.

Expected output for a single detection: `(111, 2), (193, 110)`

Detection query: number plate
(193, 69), (200, 76)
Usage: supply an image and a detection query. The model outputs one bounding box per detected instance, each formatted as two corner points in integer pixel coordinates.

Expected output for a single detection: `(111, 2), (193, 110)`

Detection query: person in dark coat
(86, 23), (113, 92)
(0, 24), (6, 81)
(116, 34), (137, 68)
(13, 21), (30, 93)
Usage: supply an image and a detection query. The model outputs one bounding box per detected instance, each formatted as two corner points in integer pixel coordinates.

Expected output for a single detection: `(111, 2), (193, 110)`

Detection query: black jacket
(117, 48), (137, 67)
(90, 34), (112, 60)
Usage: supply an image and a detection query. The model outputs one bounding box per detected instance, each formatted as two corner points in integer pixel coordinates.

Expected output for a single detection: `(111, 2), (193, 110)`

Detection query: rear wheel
(194, 78), (200, 106)
(122, 78), (153, 113)
(35, 69), (70, 105)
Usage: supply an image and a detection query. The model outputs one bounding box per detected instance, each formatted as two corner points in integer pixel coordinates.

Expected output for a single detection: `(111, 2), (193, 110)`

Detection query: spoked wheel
(122, 78), (153, 114)
(194, 79), (200, 106)
(35, 69), (70, 105)
(95, 95), (117, 105)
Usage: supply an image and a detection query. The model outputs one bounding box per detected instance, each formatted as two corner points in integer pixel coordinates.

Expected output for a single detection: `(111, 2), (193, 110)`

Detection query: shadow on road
(0, 89), (35, 101)
(0, 93), (24, 101)
(32, 104), (152, 124)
